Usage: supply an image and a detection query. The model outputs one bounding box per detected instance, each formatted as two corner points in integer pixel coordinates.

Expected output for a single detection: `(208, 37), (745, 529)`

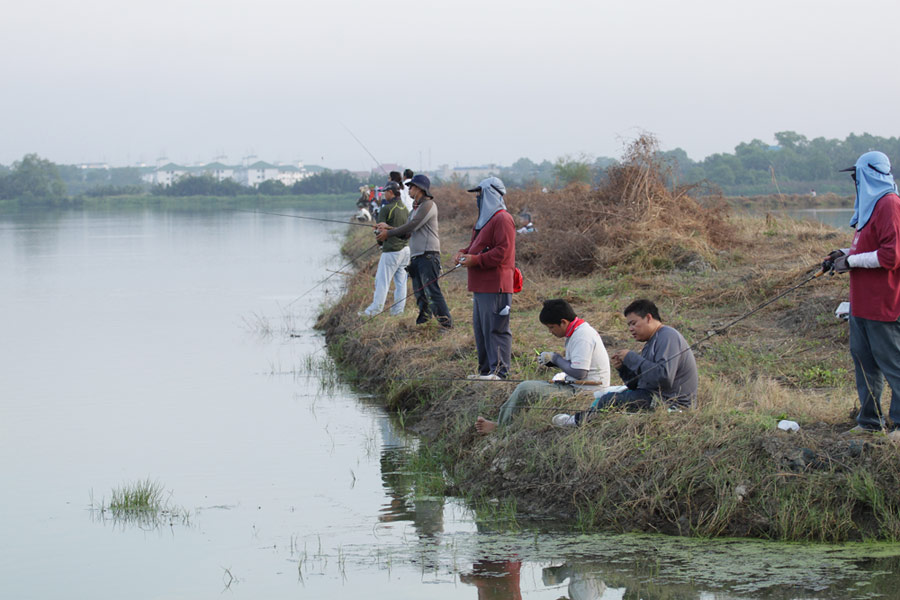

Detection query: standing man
(376, 174), (452, 329)
(454, 177), (516, 379)
(400, 168), (415, 212)
(826, 151), (900, 436)
(360, 181), (410, 317)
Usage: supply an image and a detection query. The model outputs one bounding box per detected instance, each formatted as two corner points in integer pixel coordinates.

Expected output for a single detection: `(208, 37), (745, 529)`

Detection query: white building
(142, 163), (188, 186)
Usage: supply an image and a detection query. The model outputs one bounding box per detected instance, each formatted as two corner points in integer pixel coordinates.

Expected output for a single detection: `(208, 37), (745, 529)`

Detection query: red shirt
(460, 211), (516, 293)
(849, 193), (900, 321)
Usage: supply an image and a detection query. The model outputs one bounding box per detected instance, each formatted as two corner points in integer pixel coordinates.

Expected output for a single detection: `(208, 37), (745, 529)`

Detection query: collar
(565, 317), (585, 338)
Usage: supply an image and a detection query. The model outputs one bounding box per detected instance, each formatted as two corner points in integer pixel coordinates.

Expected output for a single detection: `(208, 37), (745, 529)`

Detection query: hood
(472, 177), (507, 230)
(849, 151), (897, 230)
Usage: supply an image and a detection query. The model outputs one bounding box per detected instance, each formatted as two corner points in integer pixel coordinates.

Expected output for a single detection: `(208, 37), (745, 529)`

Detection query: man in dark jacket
(454, 177), (516, 379)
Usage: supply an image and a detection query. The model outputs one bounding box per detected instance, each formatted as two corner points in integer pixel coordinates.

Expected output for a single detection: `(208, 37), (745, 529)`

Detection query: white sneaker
(552, 413), (576, 428)
(468, 374), (502, 381)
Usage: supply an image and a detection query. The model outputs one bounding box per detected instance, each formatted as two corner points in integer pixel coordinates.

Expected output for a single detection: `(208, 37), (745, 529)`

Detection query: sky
(2, 0), (898, 172)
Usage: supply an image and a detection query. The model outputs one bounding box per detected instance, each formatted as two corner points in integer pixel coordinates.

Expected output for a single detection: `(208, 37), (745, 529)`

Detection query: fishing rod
(233, 208), (376, 228)
(341, 122), (389, 177)
(356, 263), (463, 325)
(285, 242), (380, 308)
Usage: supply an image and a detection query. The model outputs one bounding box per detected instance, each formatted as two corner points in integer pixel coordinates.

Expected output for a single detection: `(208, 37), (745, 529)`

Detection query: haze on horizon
(2, 0), (897, 172)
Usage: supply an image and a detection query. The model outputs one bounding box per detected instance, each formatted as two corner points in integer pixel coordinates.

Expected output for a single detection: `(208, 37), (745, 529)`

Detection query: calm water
(1, 207), (898, 600)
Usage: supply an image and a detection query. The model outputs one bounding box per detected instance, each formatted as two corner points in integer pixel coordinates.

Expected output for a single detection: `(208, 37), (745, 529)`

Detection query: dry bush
(493, 135), (734, 277)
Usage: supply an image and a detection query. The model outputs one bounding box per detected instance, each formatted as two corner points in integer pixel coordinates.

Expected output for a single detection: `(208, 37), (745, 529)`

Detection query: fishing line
(285, 242), (380, 308)
(341, 122), (389, 176)
(233, 208), (375, 228)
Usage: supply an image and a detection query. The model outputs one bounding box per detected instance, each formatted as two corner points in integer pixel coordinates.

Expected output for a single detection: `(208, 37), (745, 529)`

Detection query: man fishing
(553, 299), (697, 427)
(375, 174), (452, 328)
(825, 151), (900, 437)
(475, 299), (610, 434)
(454, 176), (516, 380)
(360, 181), (410, 317)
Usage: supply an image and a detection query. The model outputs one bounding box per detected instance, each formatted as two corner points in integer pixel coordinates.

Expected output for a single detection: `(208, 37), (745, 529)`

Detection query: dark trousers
(849, 315), (900, 430)
(408, 252), (452, 328)
(473, 292), (512, 378)
(574, 388), (655, 425)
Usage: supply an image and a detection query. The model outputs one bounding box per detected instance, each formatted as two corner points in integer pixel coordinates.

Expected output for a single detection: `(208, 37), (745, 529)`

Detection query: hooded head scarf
(849, 151), (897, 230)
(472, 176), (507, 231)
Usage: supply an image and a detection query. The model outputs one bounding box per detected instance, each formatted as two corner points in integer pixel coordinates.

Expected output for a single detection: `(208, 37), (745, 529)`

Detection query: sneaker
(552, 413), (576, 428)
(474, 374), (502, 381)
(888, 430), (900, 444)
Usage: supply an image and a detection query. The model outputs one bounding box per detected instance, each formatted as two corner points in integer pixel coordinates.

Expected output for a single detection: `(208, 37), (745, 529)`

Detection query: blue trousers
(849, 315), (900, 430)
(473, 292), (512, 378)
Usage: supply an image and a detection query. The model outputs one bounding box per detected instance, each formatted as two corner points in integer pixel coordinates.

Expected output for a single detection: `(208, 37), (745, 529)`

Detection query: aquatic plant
(91, 478), (190, 528)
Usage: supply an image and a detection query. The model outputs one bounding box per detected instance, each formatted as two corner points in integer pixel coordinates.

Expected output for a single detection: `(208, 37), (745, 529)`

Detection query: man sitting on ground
(475, 299), (610, 434)
(553, 298), (698, 427)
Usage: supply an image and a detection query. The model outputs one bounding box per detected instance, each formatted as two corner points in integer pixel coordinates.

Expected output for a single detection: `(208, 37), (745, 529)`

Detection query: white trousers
(363, 246), (410, 316)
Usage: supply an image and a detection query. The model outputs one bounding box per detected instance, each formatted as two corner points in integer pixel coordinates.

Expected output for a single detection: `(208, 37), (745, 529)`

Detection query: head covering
(382, 181), (401, 194)
(407, 174), (433, 199)
(468, 176), (507, 230)
(844, 151), (897, 230)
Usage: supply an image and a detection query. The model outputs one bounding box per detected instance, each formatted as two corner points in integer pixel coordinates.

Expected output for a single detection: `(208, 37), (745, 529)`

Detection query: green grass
(91, 478), (190, 527)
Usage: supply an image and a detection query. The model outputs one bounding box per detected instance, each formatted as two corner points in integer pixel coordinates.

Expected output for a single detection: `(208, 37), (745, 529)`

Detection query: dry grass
(315, 134), (900, 541)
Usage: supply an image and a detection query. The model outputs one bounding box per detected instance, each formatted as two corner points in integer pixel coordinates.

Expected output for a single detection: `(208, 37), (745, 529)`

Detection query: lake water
(2, 207), (898, 599)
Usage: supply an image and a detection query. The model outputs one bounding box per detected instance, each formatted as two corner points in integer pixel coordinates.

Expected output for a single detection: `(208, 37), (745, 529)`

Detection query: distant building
(435, 164), (501, 186)
(142, 158), (311, 188)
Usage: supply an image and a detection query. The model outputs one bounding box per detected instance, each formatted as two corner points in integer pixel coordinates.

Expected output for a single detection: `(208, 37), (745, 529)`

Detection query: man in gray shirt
(555, 298), (697, 427)
(375, 174), (452, 328)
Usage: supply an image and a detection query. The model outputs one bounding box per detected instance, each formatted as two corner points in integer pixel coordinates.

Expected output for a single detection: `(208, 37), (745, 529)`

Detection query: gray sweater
(619, 325), (698, 407)
(385, 199), (440, 257)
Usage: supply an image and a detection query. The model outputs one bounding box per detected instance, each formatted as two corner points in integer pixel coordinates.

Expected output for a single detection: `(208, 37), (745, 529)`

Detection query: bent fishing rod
(341, 122), (389, 177)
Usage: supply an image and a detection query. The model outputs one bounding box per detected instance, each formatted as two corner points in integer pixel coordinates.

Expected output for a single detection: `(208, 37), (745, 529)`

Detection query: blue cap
(407, 174), (433, 199)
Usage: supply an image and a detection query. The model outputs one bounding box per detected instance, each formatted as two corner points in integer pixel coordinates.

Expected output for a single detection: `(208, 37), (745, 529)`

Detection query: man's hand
(610, 349), (629, 369)
(823, 249), (845, 273)
(375, 229), (389, 243)
(537, 351), (555, 367)
(833, 254), (851, 273)
(456, 254), (475, 267)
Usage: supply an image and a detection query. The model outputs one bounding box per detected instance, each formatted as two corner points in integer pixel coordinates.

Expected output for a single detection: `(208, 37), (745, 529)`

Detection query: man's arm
(462, 213), (514, 269)
(384, 199), (434, 238)
(547, 353), (589, 380)
(621, 328), (682, 390)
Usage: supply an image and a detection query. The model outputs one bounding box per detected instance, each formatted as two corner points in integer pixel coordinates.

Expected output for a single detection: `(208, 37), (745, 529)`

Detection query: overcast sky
(2, 0), (897, 171)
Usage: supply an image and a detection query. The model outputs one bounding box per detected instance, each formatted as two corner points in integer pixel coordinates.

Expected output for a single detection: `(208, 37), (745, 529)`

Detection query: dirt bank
(317, 139), (900, 541)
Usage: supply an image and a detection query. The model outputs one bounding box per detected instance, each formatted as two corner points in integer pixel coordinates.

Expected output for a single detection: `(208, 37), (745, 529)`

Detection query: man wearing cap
(454, 177), (516, 379)
(376, 174), (452, 328)
(360, 181), (410, 317)
(825, 151), (900, 437)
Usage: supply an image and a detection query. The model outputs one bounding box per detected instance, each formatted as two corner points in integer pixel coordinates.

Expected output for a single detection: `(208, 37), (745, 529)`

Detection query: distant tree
(293, 169), (362, 194)
(553, 154), (593, 186)
(0, 153), (67, 203)
(257, 180), (289, 195)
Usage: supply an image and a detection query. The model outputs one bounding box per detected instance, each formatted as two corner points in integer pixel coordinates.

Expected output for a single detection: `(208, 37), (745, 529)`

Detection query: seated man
(475, 299), (610, 434)
(553, 298), (698, 427)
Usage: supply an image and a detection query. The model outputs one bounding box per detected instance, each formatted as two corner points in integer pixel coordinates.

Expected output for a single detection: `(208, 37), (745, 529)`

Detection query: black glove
(833, 255), (851, 273)
(823, 249), (845, 273)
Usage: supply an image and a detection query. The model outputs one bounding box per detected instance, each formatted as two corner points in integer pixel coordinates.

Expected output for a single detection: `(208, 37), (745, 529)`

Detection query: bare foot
(475, 416), (497, 434)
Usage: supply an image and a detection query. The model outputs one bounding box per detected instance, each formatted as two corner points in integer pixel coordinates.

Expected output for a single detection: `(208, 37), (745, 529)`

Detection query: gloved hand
(537, 351), (555, 367)
(833, 254), (851, 273)
(823, 249), (845, 273)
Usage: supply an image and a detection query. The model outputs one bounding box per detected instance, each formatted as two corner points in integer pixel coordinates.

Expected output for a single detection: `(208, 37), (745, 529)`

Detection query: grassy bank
(316, 138), (900, 542)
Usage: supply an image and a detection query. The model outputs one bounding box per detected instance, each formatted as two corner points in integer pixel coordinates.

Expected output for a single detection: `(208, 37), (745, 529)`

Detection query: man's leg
(387, 247), (410, 315)
(496, 381), (572, 426)
(863, 317), (900, 428)
(472, 293), (489, 375)
(408, 256), (431, 324)
(419, 253), (452, 328)
(486, 292), (512, 378)
(574, 388), (655, 425)
(850, 315), (885, 430)
(362, 252), (390, 315)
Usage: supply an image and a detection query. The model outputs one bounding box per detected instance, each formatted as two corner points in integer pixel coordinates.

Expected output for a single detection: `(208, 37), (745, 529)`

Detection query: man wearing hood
(454, 177), (516, 379)
(826, 151), (900, 437)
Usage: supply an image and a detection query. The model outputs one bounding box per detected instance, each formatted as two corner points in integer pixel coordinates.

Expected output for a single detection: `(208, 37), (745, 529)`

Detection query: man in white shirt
(475, 299), (610, 433)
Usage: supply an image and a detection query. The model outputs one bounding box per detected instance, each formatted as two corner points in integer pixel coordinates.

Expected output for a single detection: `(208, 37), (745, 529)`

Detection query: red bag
(513, 267), (523, 293)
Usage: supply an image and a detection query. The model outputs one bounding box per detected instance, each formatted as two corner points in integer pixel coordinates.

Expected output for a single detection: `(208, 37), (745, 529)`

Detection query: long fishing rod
(233, 208), (375, 228)
(341, 122), (389, 176)
(285, 242), (380, 308)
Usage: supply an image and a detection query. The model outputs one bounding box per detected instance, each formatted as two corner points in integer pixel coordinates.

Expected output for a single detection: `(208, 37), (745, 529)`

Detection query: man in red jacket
(454, 177), (516, 380)
(826, 151), (900, 437)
